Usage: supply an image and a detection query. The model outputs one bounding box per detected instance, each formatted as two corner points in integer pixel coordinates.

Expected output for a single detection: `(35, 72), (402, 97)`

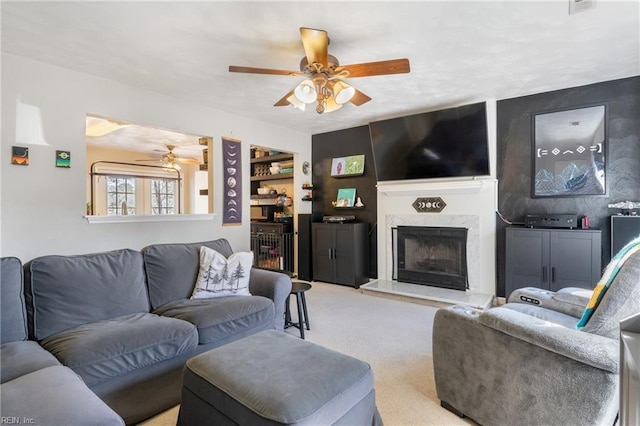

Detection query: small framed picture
(331, 154), (365, 177)
(56, 151), (71, 168)
(12, 146), (29, 165)
(336, 188), (356, 207)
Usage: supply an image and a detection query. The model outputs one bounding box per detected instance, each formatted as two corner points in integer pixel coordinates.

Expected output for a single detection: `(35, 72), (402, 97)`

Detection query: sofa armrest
(479, 307), (618, 373)
(248, 268), (292, 330)
(508, 286), (590, 318)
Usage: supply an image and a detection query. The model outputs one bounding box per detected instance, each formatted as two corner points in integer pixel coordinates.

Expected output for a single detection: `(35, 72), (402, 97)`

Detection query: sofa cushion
(192, 247), (253, 299)
(0, 365), (125, 426)
(0, 340), (60, 383)
(154, 297), (275, 345)
(1, 257), (28, 343)
(142, 239), (235, 309)
(24, 249), (150, 341)
(40, 312), (198, 387)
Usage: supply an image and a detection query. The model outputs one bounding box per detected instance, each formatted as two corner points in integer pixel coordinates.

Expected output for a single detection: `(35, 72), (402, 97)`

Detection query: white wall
(1, 54), (311, 261)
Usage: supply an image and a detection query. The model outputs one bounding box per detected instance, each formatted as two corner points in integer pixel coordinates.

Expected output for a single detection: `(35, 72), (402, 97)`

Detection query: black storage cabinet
(505, 227), (601, 298)
(312, 222), (369, 288)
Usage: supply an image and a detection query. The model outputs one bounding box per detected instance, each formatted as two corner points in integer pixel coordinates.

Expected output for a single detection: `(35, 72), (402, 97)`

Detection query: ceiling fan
(136, 144), (200, 170)
(229, 27), (410, 114)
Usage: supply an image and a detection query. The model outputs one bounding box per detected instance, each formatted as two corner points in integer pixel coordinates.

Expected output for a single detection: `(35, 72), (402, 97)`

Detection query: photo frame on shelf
(532, 103), (607, 198)
(335, 188), (356, 207)
(331, 154), (365, 177)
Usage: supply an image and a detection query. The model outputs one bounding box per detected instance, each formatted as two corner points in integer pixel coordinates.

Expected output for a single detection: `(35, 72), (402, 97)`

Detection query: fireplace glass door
(397, 226), (468, 291)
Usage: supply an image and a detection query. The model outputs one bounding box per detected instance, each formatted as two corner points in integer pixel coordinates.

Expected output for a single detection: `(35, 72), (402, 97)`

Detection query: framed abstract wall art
(12, 146), (29, 165)
(532, 104), (607, 198)
(331, 154), (365, 177)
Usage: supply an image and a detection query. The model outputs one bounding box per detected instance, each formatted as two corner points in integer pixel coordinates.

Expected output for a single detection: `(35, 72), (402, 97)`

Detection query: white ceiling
(2, 0), (639, 142)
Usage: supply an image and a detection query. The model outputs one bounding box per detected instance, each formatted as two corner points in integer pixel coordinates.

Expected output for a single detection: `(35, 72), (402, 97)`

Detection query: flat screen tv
(369, 102), (490, 182)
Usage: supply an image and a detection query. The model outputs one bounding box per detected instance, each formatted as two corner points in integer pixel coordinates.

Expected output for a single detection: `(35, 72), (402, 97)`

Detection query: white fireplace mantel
(375, 178), (498, 297)
(376, 178), (496, 196)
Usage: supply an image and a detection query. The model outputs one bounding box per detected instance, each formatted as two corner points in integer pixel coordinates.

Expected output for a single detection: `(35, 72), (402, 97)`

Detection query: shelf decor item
(222, 137), (242, 226)
(331, 154), (365, 177)
(336, 188), (356, 207)
(532, 104), (607, 198)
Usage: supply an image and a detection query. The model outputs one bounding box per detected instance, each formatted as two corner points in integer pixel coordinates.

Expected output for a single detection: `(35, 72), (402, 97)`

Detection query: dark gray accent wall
(312, 125), (378, 278)
(496, 76), (640, 297)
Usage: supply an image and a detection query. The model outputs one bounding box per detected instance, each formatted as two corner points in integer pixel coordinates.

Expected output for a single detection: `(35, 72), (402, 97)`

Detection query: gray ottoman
(177, 330), (382, 425)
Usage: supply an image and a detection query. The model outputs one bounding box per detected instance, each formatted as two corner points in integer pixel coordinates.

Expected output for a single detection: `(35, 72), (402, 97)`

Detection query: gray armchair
(433, 249), (640, 426)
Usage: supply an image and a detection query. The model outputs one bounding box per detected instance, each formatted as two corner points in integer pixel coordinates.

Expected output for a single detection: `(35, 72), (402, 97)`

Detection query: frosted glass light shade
(322, 96), (343, 113)
(294, 80), (317, 104)
(286, 94), (306, 111)
(333, 81), (356, 105)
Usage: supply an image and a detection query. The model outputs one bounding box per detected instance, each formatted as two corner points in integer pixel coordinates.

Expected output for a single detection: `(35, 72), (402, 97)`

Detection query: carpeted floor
(142, 281), (476, 425)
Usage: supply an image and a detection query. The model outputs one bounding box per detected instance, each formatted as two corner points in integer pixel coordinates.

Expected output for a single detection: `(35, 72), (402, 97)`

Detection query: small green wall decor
(56, 150), (71, 168)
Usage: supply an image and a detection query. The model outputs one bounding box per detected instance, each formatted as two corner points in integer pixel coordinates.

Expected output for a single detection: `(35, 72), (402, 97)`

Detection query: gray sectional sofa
(1, 257), (126, 425)
(1, 238), (292, 425)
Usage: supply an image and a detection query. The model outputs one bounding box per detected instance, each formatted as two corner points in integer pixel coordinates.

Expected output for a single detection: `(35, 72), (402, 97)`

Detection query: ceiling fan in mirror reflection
(135, 144), (201, 170)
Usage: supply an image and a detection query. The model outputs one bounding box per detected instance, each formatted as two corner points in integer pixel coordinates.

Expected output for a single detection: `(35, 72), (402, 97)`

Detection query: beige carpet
(142, 281), (476, 425)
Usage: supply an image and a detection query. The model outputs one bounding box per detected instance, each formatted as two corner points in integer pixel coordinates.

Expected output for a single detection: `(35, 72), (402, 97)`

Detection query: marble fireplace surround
(362, 179), (498, 309)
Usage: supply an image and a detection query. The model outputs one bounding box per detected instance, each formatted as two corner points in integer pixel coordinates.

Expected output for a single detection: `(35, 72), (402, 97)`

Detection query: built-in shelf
(250, 174), (293, 182)
(250, 153), (293, 164)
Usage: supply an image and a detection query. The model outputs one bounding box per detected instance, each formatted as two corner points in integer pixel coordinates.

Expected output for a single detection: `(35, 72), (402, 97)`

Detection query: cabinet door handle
(328, 249), (333, 259)
(542, 266), (547, 282)
(551, 267), (556, 283)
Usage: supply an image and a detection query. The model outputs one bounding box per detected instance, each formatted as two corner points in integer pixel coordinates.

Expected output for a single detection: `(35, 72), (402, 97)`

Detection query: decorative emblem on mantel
(412, 197), (446, 213)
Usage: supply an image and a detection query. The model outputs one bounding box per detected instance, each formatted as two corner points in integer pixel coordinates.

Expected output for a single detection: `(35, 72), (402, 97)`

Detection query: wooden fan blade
(335, 58), (410, 78)
(229, 65), (301, 76)
(350, 89), (372, 106)
(274, 90), (295, 107)
(176, 157), (201, 165)
(300, 27), (328, 68)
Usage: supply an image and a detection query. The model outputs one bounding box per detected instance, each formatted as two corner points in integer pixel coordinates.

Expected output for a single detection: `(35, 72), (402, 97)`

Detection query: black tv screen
(369, 102), (490, 182)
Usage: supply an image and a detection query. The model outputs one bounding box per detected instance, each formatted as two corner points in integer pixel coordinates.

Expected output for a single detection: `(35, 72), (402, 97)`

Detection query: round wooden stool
(284, 281), (312, 339)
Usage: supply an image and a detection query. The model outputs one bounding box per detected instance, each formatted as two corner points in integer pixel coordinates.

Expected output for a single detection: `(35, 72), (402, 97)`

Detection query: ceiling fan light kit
(229, 27), (410, 114)
(136, 144), (200, 169)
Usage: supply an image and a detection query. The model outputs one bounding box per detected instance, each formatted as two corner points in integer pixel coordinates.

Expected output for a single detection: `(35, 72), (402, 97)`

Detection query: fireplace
(396, 226), (468, 291)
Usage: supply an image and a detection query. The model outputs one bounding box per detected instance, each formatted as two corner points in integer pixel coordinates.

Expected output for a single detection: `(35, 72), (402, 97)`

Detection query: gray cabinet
(505, 227), (601, 298)
(312, 223), (369, 288)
